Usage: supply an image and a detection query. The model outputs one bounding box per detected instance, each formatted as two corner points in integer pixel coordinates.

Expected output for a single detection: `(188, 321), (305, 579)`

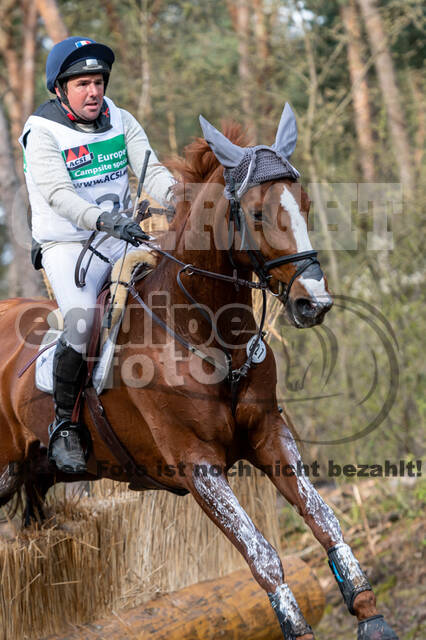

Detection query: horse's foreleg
(249, 414), (398, 639)
(23, 443), (56, 527)
(186, 457), (314, 640)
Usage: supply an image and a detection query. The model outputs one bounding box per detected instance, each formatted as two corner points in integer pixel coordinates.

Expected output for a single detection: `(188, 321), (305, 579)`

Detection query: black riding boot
(48, 337), (89, 474)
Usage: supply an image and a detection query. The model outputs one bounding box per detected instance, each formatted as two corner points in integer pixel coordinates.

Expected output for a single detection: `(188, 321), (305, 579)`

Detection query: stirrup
(48, 419), (92, 472)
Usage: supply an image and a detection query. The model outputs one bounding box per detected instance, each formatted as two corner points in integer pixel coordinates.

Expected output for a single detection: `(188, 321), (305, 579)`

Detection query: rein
(72, 186), (322, 414)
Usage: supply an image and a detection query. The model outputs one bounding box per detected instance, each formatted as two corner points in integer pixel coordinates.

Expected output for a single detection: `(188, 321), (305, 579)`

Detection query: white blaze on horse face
(280, 186), (329, 302)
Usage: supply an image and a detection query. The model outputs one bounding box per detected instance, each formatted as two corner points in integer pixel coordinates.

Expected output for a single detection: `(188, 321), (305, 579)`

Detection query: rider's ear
(199, 115), (245, 168)
(272, 103), (298, 159)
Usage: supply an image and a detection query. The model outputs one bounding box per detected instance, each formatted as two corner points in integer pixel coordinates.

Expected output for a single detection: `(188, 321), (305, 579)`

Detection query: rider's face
(57, 73), (105, 120)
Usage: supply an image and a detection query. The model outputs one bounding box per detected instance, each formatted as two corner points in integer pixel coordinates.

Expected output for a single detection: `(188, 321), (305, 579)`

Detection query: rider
(20, 36), (177, 474)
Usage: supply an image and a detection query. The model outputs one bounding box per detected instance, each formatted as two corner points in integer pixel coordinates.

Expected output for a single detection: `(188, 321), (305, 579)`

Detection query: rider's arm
(24, 126), (101, 230)
(120, 109), (176, 207)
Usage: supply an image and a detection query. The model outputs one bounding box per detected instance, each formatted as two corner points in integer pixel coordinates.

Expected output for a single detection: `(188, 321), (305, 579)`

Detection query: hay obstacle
(0, 467), (323, 640)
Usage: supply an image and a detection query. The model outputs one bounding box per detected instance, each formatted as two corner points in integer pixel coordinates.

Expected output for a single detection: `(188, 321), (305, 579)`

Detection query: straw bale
(0, 466), (278, 640)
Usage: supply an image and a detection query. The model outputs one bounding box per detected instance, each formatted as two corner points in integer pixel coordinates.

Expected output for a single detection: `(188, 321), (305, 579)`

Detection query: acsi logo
(64, 145), (94, 170)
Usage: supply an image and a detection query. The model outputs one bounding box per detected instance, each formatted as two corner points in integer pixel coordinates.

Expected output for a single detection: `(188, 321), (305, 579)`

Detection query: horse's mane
(167, 121), (249, 183)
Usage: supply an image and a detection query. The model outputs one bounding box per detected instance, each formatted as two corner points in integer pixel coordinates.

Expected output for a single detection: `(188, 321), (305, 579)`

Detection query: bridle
(227, 196), (320, 305)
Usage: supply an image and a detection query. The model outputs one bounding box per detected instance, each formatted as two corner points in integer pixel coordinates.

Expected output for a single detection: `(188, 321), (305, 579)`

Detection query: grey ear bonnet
(199, 103), (300, 200)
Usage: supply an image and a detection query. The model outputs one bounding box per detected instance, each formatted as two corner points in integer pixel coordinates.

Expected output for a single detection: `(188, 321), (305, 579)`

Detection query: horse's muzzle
(289, 295), (333, 328)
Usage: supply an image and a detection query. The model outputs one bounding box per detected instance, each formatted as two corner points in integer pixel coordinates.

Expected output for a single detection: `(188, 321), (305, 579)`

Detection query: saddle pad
(36, 251), (155, 396)
(35, 320), (121, 396)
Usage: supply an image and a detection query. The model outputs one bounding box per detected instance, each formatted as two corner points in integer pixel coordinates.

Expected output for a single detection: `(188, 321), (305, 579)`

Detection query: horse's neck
(158, 195), (253, 311)
(136, 197), (256, 347)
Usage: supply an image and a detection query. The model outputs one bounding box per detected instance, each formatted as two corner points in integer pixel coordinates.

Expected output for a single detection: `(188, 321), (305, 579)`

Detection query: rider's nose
(295, 296), (333, 319)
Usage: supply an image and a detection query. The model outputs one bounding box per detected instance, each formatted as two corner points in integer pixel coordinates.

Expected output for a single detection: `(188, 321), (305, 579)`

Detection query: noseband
(228, 198), (321, 305)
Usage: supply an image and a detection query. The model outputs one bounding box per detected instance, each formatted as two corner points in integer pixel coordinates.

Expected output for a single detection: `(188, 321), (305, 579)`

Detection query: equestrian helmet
(46, 36), (115, 93)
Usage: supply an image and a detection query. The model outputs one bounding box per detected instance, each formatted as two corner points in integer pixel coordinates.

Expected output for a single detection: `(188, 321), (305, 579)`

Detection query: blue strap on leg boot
(328, 543), (399, 640)
(328, 542), (371, 614)
(48, 337), (91, 474)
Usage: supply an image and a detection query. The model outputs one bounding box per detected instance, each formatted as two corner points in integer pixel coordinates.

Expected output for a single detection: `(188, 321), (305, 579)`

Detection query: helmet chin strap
(56, 81), (98, 126)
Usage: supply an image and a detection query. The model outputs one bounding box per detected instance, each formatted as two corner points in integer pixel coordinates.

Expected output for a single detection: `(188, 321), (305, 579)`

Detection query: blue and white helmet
(46, 36), (115, 93)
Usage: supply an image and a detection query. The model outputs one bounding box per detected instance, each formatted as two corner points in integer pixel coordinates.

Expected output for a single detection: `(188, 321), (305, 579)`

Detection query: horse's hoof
(358, 615), (399, 640)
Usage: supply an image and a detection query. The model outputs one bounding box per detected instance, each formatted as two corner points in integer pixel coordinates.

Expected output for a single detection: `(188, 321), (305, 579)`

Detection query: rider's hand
(96, 211), (150, 246)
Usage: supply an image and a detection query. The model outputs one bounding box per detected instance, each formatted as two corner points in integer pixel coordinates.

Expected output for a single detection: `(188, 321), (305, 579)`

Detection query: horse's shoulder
(0, 297), (55, 312)
(0, 297), (55, 345)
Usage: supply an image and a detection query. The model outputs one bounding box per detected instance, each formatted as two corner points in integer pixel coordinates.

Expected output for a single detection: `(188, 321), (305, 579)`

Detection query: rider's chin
(288, 296), (332, 328)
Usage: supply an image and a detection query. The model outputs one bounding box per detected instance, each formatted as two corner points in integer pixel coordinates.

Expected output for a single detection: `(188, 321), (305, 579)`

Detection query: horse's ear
(199, 115), (245, 168)
(272, 103), (298, 159)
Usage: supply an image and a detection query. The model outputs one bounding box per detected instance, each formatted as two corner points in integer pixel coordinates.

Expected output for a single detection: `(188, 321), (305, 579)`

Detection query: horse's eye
(252, 210), (263, 221)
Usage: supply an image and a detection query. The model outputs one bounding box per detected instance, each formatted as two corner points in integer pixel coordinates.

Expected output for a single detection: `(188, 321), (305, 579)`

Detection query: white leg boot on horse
(248, 412), (399, 640)
(185, 450), (315, 640)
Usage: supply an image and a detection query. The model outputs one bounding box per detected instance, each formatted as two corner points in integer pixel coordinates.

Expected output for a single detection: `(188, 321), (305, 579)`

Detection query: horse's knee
(293, 477), (343, 547)
(191, 470), (284, 591)
(249, 533), (284, 590)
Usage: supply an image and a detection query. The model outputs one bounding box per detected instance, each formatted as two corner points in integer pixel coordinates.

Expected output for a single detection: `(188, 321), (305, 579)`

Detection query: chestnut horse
(0, 109), (397, 639)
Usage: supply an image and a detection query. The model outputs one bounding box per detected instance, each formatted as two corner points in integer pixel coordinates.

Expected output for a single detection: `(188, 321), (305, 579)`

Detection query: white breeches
(42, 235), (138, 354)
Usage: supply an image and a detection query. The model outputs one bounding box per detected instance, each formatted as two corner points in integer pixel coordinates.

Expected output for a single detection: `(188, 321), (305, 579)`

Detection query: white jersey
(20, 97), (131, 243)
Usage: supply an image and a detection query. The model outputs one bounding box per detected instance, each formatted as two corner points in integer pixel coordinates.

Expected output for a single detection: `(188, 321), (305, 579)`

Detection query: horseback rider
(19, 36), (177, 474)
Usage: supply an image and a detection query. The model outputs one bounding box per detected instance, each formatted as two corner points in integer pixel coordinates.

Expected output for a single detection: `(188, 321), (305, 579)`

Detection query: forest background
(0, 0), (424, 476)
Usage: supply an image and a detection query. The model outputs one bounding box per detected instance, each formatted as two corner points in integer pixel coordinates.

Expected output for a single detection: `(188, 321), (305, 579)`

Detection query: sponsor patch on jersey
(64, 145), (94, 170)
(75, 40), (92, 48)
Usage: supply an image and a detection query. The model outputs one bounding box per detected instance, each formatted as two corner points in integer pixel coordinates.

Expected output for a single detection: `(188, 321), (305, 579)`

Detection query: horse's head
(199, 104), (333, 329)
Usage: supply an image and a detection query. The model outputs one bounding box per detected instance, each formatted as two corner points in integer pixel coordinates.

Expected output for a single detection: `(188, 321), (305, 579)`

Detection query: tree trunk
(357, 0), (414, 193)
(138, 0), (152, 123)
(252, 0), (272, 133)
(407, 68), (424, 175)
(0, 101), (43, 297)
(233, 0), (256, 142)
(35, 0), (68, 43)
(0, 1), (23, 167)
(47, 564), (324, 640)
(167, 109), (178, 155)
(103, 0), (128, 63)
(341, 0), (375, 181)
(21, 0), (38, 122)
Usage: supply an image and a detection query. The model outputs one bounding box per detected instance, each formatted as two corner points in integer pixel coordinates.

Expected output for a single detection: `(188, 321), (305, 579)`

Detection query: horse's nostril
(322, 298), (333, 312)
(295, 298), (316, 317)
(294, 297), (333, 318)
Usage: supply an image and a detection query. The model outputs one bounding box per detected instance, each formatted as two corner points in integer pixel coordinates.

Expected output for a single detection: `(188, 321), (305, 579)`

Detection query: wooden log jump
(48, 556), (325, 639)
